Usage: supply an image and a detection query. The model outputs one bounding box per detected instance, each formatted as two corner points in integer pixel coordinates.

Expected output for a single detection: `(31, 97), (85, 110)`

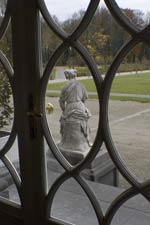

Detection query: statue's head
(64, 69), (77, 80)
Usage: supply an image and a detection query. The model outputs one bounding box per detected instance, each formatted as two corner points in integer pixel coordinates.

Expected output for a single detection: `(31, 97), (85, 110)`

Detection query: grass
(47, 73), (150, 102)
(46, 93), (60, 98)
(47, 79), (96, 92)
(111, 73), (150, 95)
(110, 96), (150, 103)
(46, 93), (150, 103)
(48, 82), (67, 90)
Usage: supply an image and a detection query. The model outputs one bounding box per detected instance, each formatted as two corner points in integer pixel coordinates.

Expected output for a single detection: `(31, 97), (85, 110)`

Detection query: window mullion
(10, 0), (47, 224)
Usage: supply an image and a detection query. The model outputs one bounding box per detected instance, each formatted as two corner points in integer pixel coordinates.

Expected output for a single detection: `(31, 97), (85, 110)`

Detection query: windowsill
(5, 169), (150, 225)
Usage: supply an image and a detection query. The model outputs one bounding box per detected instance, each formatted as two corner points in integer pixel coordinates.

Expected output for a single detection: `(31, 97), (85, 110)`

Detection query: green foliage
(0, 25), (12, 63)
(46, 93), (60, 98)
(76, 67), (90, 77)
(48, 81), (67, 91)
(0, 2), (13, 130)
(0, 70), (13, 129)
(0, 1), (12, 62)
(42, 7), (149, 68)
(73, 63), (150, 77)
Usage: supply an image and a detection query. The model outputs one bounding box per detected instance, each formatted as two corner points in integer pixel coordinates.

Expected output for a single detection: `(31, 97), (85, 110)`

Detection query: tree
(41, 16), (61, 66)
(0, 1), (13, 131)
(0, 68), (13, 130)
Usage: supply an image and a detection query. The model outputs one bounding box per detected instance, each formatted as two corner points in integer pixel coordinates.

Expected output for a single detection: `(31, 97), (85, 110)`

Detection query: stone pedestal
(82, 150), (118, 186)
(59, 120), (91, 153)
(0, 178), (9, 198)
(47, 149), (118, 187)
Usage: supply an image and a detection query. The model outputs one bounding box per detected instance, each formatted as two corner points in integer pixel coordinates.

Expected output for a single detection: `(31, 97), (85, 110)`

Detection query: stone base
(47, 149), (118, 186)
(0, 178), (9, 198)
(57, 144), (88, 165)
(0, 161), (20, 198)
(82, 150), (118, 186)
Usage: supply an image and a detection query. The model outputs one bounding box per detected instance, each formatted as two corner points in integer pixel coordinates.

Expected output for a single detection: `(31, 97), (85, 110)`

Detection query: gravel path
(2, 96), (150, 189)
(46, 97), (150, 188)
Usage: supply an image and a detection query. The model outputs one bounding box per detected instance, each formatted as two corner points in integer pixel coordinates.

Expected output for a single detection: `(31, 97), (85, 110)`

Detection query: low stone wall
(0, 161), (19, 198)
(0, 133), (19, 197)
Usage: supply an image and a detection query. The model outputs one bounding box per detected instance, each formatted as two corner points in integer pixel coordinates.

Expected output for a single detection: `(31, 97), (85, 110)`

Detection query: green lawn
(47, 73), (150, 102)
(48, 82), (67, 91)
(110, 96), (150, 103)
(111, 73), (150, 95)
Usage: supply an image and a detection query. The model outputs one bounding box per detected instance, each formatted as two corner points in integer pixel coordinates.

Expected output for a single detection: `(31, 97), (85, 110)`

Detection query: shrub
(0, 69), (13, 129)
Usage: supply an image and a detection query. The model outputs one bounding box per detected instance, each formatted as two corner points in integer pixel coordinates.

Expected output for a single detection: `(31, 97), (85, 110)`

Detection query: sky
(45, 0), (150, 21)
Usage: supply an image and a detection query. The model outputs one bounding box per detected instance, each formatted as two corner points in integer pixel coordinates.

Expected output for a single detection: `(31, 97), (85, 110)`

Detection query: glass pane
(109, 44), (150, 186)
(45, 50), (99, 170)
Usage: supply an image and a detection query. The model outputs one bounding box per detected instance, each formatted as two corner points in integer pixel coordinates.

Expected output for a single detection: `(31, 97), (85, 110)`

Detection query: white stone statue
(58, 69), (91, 154)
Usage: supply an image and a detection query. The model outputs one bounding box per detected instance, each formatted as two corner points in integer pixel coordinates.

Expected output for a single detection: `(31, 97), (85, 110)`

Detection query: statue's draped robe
(59, 79), (91, 152)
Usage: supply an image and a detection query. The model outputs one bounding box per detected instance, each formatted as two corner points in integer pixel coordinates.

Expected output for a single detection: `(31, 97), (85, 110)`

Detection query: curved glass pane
(45, 50), (99, 168)
(108, 44), (150, 186)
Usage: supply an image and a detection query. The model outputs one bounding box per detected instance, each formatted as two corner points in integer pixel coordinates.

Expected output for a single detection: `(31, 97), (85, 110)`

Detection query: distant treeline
(0, 4), (150, 69)
(42, 7), (150, 68)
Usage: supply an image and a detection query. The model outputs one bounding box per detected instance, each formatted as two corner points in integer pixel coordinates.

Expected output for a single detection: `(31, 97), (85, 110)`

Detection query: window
(0, 0), (150, 224)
